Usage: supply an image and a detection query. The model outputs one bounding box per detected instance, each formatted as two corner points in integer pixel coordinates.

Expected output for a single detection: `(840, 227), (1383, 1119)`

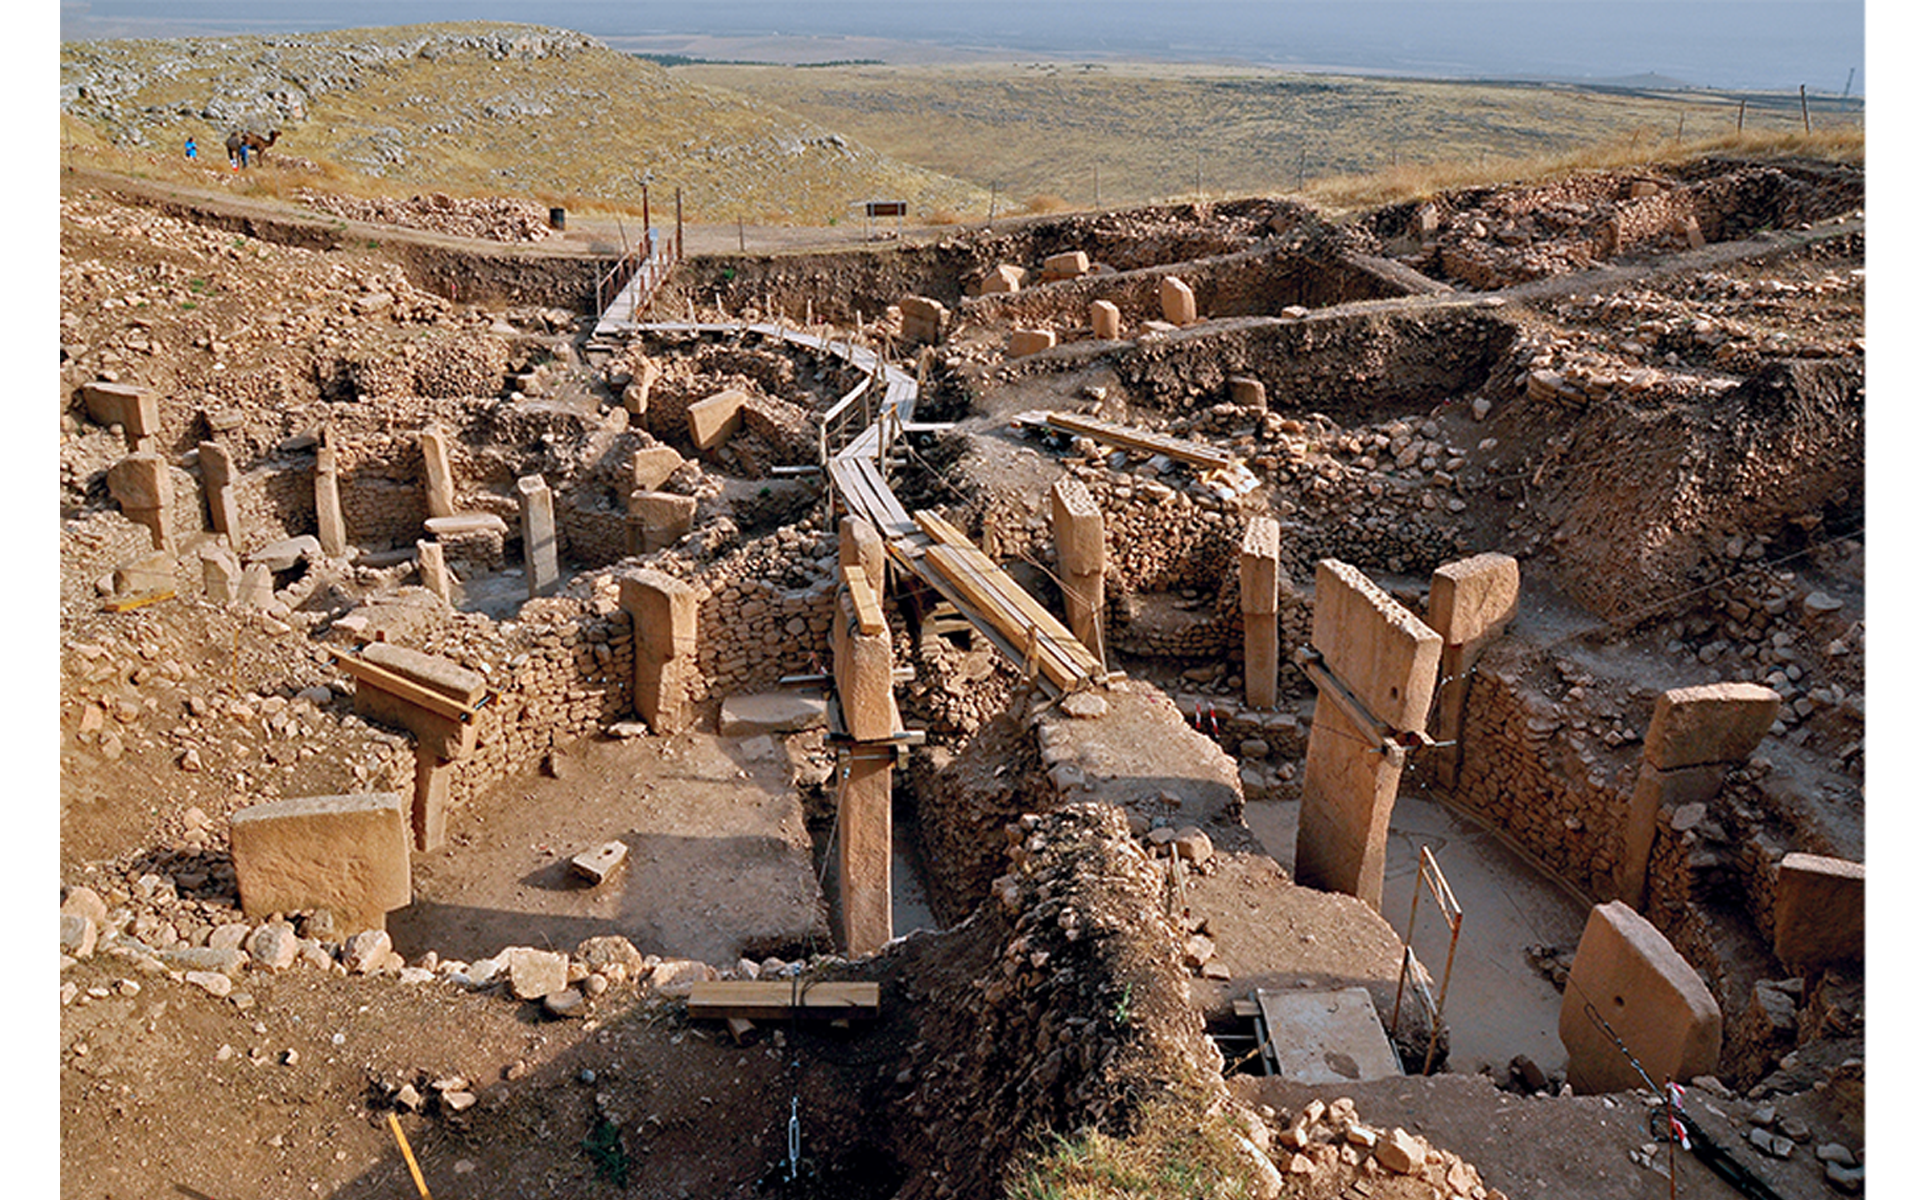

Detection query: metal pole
(641, 182), (651, 257)
(1801, 84), (1811, 133)
(675, 187), (684, 261)
(1738, 99), (1746, 133)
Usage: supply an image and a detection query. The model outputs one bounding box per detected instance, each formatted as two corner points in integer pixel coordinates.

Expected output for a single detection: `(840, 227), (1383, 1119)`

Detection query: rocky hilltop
(59, 22), (988, 224)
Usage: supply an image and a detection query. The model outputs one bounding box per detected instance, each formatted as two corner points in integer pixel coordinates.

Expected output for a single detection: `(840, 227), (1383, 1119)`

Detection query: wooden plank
(686, 980), (880, 1021)
(844, 566), (885, 635)
(925, 544), (1082, 691)
(1043, 410), (1236, 470)
(101, 588), (176, 613)
(913, 511), (1101, 678)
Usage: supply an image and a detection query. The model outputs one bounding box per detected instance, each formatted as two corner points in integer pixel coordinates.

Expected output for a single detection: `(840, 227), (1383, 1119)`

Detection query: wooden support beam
(686, 981), (881, 1021)
(844, 567), (885, 636)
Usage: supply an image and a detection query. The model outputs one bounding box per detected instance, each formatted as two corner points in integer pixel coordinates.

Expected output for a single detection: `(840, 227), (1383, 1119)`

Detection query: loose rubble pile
(295, 190), (558, 242)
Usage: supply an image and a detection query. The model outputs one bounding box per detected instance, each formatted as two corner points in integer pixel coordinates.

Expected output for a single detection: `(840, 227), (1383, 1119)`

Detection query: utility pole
(1800, 84), (1811, 133)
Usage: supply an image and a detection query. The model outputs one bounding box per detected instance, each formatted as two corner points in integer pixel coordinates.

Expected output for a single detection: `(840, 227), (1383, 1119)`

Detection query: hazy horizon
(59, 1), (1867, 96)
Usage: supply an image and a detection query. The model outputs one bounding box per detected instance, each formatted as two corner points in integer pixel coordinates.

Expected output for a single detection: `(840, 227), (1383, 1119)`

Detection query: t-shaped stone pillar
(1294, 560), (1442, 910)
(1239, 516), (1283, 709)
(517, 474), (558, 598)
(416, 539), (451, 602)
(84, 381), (159, 451)
(1425, 552), (1519, 788)
(315, 437), (347, 557)
(1050, 477), (1106, 658)
(833, 562), (900, 956)
(619, 569), (700, 735)
(347, 644), (486, 852)
(1159, 276), (1197, 326)
(106, 452), (174, 551)
(418, 423), (455, 520)
(1615, 682), (1780, 908)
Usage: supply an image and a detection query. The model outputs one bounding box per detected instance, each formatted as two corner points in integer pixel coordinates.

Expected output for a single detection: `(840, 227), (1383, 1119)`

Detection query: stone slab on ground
(1255, 986), (1401, 1084)
(229, 793), (411, 934)
(1773, 852), (1864, 969)
(719, 690), (829, 737)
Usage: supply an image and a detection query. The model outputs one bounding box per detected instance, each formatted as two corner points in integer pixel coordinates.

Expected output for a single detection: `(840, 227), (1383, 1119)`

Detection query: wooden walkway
(621, 320), (1105, 697)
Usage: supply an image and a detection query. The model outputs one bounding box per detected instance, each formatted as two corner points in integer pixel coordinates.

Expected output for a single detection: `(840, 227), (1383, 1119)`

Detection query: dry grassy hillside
(680, 60), (1864, 214)
(58, 22), (990, 224)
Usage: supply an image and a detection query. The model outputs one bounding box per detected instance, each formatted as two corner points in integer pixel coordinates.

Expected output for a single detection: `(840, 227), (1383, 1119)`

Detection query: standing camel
(225, 129), (280, 169)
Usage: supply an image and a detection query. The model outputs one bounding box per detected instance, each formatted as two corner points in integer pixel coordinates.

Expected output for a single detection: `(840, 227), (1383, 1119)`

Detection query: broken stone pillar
(899, 295), (950, 345)
(1009, 328), (1057, 357)
(517, 474), (558, 598)
(1228, 375), (1268, 411)
(1294, 559), (1442, 910)
(1050, 478), (1106, 656)
(229, 793), (411, 935)
(416, 539), (450, 602)
(314, 438), (346, 557)
(1424, 552), (1520, 788)
(1159, 276), (1197, 326)
(1559, 900), (1722, 1094)
(979, 264), (1025, 294)
(418, 424), (455, 520)
(349, 643), (486, 851)
(630, 444), (686, 494)
(1773, 853), (1864, 970)
(619, 569), (699, 735)
(1090, 299), (1123, 340)
(834, 562), (899, 956)
(83, 381), (159, 450)
(1616, 682), (1781, 908)
(628, 491), (697, 555)
(687, 388), (748, 451)
(198, 441), (242, 544)
(623, 356), (660, 421)
(200, 544), (240, 603)
(106, 452), (173, 551)
(236, 561), (275, 609)
(112, 551), (173, 596)
(1239, 516), (1282, 709)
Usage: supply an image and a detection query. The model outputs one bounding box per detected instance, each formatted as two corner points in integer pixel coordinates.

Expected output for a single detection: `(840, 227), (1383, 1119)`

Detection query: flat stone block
(106, 453), (170, 511)
(248, 534), (322, 572)
(1311, 559), (1442, 732)
(83, 381), (158, 438)
(570, 841), (630, 886)
(1159, 276), (1197, 326)
(631, 491), (697, 553)
(1254, 986), (1400, 1084)
(1228, 375), (1268, 410)
(719, 691), (829, 737)
(229, 793), (410, 934)
(1090, 299), (1123, 340)
(629, 444), (685, 493)
(1643, 682), (1782, 770)
(1559, 901), (1721, 1094)
(1774, 853), (1863, 969)
(1041, 250), (1089, 280)
(1008, 328), (1057, 357)
(688, 388), (748, 450)
(113, 551), (174, 595)
(899, 295), (949, 344)
(1428, 552), (1520, 646)
(423, 513), (508, 538)
(362, 642), (487, 705)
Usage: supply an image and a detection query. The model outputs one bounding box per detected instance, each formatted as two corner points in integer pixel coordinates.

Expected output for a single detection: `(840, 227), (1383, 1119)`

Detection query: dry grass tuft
(1004, 1084), (1264, 1200)
(1021, 193), (1076, 215)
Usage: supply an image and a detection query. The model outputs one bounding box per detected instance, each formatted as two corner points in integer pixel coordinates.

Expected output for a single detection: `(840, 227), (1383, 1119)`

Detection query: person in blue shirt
(185, 137), (197, 160)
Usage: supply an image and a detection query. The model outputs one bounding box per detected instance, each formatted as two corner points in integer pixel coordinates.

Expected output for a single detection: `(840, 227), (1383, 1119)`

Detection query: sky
(57, 0), (1869, 95)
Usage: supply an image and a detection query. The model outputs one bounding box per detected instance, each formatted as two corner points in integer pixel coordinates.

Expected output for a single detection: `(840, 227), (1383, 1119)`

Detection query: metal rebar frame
(1388, 845), (1463, 1074)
